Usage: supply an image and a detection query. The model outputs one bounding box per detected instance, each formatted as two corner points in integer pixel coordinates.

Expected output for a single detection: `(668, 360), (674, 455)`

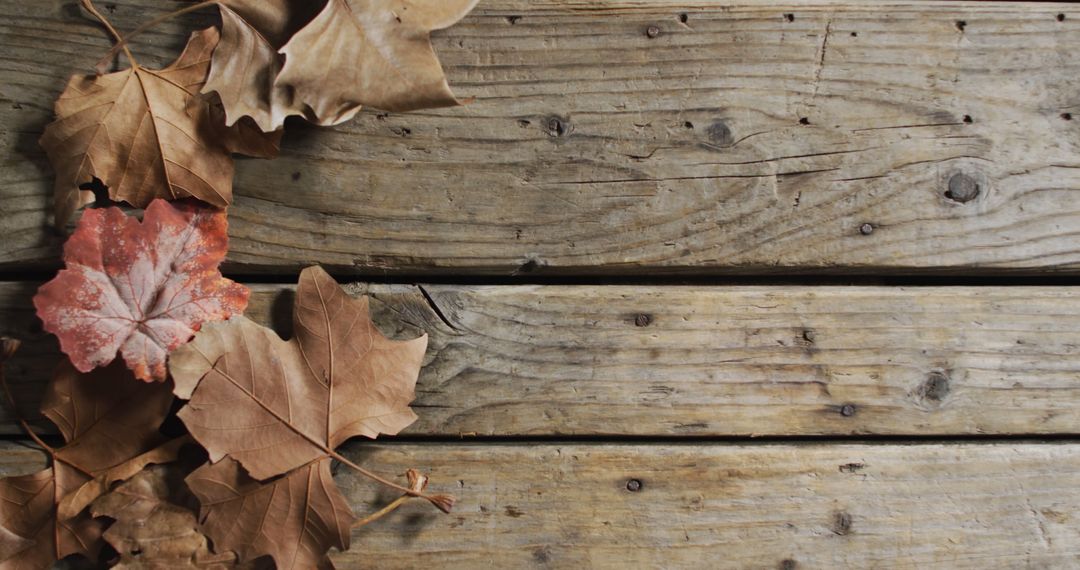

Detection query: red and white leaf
(34, 200), (249, 382)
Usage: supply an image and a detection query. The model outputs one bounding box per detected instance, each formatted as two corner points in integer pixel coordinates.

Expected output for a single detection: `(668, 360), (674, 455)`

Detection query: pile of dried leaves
(1, 0), (477, 567)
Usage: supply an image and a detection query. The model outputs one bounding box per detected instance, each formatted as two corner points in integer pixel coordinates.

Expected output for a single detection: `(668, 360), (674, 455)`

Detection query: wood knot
(544, 116), (570, 137)
(946, 173), (980, 203)
(913, 370), (952, 408)
(705, 120), (734, 147)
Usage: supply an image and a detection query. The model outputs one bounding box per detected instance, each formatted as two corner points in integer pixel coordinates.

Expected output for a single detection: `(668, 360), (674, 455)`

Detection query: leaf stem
(329, 450), (455, 513)
(81, 0), (138, 69)
(352, 495), (411, 528)
(94, 0), (218, 73)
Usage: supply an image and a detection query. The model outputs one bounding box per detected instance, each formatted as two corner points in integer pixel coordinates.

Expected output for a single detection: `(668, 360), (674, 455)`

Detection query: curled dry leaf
(275, 0), (479, 126)
(186, 457), (354, 569)
(204, 0), (327, 131)
(58, 436), (191, 521)
(40, 27), (281, 227)
(34, 199), (249, 382)
(0, 360), (174, 568)
(169, 265), (426, 479)
(91, 464), (247, 569)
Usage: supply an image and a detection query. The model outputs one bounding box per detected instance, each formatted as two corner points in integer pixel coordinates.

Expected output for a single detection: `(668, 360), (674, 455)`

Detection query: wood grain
(3, 440), (1080, 568)
(3, 281), (1079, 436)
(3, 1), (1080, 275)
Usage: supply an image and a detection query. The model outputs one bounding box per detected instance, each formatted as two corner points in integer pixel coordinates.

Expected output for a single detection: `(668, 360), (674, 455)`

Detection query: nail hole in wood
(832, 511), (853, 535)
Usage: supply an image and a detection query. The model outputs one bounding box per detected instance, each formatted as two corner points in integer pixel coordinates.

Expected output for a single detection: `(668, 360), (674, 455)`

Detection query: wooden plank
(4, 1), (1080, 275)
(3, 282), (1079, 436)
(3, 440), (1080, 568)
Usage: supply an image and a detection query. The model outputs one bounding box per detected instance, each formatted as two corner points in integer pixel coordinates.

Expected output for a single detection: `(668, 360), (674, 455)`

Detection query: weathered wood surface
(4, 1), (1080, 275)
(3, 440), (1080, 568)
(4, 281), (1079, 436)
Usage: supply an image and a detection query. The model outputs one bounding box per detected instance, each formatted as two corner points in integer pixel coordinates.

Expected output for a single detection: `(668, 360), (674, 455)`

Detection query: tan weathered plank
(3, 282), (1079, 436)
(3, 440), (1080, 568)
(3, 1), (1080, 275)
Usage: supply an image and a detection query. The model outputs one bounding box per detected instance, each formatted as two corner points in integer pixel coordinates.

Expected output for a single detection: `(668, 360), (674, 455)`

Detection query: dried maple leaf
(204, 0), (326, 131)
(169, 265), (426, 480)
(40, 26), (281, 228)
(185, 457), (353, 569)
(0, 359), (174, 568)
(34, 199), (249, 382)
(274, 0), (479, 126)
(91, 464), (247, 569)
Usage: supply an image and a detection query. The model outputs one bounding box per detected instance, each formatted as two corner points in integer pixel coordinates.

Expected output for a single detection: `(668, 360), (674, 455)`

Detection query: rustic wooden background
(3, 0), (1080, 568)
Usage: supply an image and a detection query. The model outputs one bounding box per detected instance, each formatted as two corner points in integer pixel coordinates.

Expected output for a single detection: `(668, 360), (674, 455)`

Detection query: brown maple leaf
(40, 26), (281, 228)
(0, 358), (174, 568)
(34, 199), (249, 382)
(169, 265), (426, 480)
(204, 0), (326, 131)
(274, 0), (479, 126)
(91, 464), (249, 569)
(185, 457), (352, 569)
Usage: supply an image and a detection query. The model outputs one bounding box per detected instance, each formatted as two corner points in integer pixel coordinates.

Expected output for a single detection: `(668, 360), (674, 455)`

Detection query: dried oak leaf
(186, 457), (352, 569)
(40, 26), (281, 228)
(0, 360), (174, 568)
(275, 0), (479, 126)
(169, 265), (427, 479)
(204, 0), (326, 131)
(34, 200), (249, 382)
(91, 464), (248, 569)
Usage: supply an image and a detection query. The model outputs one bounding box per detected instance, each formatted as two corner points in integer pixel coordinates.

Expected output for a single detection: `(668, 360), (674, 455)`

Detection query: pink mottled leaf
(34, 200), (249, 382)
